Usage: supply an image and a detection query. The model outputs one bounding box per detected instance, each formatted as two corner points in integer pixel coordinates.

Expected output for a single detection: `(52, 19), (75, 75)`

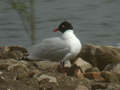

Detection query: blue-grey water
(0, 0), (120, 48)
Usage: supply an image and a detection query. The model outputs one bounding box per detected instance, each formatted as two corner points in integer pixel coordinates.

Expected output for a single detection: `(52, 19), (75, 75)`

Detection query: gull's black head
(53, 21), (73, 33)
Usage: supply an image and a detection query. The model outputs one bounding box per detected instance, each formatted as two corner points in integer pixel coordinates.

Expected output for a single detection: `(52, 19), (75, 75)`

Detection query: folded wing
(28, 37), (70, 61)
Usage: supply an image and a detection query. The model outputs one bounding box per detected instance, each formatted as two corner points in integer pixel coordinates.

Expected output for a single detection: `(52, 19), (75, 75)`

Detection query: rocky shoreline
(0, 44), (120, 90)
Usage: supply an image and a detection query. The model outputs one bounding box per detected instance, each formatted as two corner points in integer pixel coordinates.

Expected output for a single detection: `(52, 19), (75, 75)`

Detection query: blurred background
(0, 0), (120, 48)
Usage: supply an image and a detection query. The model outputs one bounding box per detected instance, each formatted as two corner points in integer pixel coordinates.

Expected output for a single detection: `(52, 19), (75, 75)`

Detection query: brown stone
(0, 46), (28, 60)
(73, 58), (92, 73)
(74, 68), (84, 78)
(75, 85), (88, 90)
(101, 71), (120, 82)
(91, 83), (107, 90)
(84, 72), (104, 81)
(33, 61), (59, 72)
(107, 83), (120, 90)
(79, 44), (120, 70)
(85, 67), (100, 72)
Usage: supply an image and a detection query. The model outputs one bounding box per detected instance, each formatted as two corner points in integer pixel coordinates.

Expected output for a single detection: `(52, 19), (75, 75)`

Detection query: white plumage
(28, 30), (82, 63)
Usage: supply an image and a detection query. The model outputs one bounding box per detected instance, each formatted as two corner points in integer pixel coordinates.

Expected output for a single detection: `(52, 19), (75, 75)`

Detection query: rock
(64, 60), (72, 68)
(91, 83), (107, 90)
(112, 63), (120, 73)
(1, 45), (120, 90)
(74, 68), (84, 78)
(0, 47), (9, 59)
(84, 72), (104, 81)
(85, 67), (100, 72)
(0, 59), (17, 70)
(79, 44), (120, 70)
(0, 71), (3, 75)
(0, 63), (9, 70)
(7, 61), (28, 71)
(7, 61), (30, 80)
(75, 85), (88, 90)
(0, 46), (28, 60)
(101, 71), (120, 82)
(0, 76), (5, 80)
(28, 70), (41, 78)
(73, 58), (93, 73)
(34, 74), (58, 84)
(7, 88), (11, 90)
(107, 83), (120, 90)
(33, 61), (59, 72)
(72, 58), (93, 77)
(104, 63), (120, 73)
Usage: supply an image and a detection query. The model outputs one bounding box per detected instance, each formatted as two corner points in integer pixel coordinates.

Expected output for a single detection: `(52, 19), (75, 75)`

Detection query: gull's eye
(62, 25), (65, 28)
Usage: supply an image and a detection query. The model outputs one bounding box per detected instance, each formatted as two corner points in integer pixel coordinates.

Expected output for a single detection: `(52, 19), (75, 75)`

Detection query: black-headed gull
(28, 21), (82, 68)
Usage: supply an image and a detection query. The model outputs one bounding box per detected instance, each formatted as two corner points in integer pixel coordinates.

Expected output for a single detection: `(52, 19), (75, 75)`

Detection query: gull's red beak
(53, 28), (58, 32)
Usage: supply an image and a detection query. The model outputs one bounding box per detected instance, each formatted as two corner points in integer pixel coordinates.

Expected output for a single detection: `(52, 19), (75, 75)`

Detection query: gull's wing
(28, 37), (70, 61)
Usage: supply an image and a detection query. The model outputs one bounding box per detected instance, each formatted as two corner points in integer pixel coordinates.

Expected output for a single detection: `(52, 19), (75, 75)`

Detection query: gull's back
(28, 37), (70, 61)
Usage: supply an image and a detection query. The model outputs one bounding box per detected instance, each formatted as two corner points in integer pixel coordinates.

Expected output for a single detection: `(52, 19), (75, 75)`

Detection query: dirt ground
(0, 59), (120, 90)
(0, 59), (87, 90)
(0, 45), (120, 90)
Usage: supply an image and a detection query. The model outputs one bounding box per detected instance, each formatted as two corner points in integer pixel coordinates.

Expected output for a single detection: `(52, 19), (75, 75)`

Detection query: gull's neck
(64, 29), (74, 34)
(62, 29), (76, 39)
(62, 29), (81, 56)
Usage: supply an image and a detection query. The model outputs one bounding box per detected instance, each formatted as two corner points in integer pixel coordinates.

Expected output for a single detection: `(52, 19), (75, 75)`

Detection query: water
(0, 0), (120, 48)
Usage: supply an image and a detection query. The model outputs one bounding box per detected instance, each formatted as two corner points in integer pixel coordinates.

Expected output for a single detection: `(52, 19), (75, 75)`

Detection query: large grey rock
(79, 44), (120, 70)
